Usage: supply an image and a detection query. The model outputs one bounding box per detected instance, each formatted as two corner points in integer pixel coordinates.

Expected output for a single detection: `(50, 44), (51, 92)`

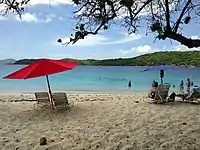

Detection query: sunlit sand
(0, 93), (200, 150)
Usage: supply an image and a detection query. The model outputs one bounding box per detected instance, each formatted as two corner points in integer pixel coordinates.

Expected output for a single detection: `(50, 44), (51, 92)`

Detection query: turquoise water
(0, 65), (200, 93)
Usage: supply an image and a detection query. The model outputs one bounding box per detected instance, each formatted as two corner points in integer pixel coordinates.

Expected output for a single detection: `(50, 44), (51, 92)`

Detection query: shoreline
(0, 90), (147, 95)
(7, 63), (198, 67)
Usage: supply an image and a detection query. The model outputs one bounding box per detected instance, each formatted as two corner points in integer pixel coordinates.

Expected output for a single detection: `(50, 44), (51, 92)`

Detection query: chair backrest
(193, 92), (200, 98)
(35, 92), (50, 103)
(52, 92), (68, 106)
(158, 84), (170, 99)
(186, 91), (200, 100)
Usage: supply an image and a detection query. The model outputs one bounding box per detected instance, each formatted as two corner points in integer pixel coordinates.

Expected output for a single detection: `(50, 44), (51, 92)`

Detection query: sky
(0, 0), (199, 60)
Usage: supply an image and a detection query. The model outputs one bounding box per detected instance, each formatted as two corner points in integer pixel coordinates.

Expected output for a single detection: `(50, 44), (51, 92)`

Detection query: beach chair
(184, 91), (200, 103)
(148, 83), (170, 104)
(34, 92), (52, 110)
(158, 83), (170, 100)
(52, 92), (74, 111)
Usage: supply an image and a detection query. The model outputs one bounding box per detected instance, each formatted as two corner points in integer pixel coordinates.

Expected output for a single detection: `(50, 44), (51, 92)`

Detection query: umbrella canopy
(4, 59), (79, 79)
(140, 65), (185, 85)
(140, 65), (183, 72)
(3, 59), (79, 106)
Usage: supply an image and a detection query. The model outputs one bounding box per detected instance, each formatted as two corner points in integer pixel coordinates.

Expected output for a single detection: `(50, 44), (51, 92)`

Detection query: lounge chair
(34, 92), (52, 110)
(148, 83), (170, 104)
(158, 83), (170, 100)
(184, 91), (200, 103)
(52, 92), (74, 110)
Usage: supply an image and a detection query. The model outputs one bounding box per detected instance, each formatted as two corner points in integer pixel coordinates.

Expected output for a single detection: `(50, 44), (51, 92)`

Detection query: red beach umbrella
(3, 59), (79, 103)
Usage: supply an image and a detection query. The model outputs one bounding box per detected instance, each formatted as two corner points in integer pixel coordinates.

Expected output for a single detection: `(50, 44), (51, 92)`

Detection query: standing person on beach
(128, 80), (132, 88)
(186, 78), (191, 93)
(179, 80), (184, 92)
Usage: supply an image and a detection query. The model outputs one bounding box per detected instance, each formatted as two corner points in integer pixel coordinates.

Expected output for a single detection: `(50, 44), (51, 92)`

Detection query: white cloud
(119, 45), (153, 57)
(15, 13), (55, 23)
(0, 11), (60, 23)
(60, 35), (108, 46)
(57, 33), (142, 47)
(135, 45), (152, 54)
(28, 0), (74, 6)
(45, 17), (52, 23)
(0, 0), (72, 22)
(191, 35), (200, 39)
(109, 33), (142, 44)
(16, 13), (38, 23)
(0, 15), (7, 20)
(174, 45), (200, 51)
(118, 37), (200, 58)
(73, 35), (108, 46)
(120, 39), (200, 58)
(58, 16), (64, 20)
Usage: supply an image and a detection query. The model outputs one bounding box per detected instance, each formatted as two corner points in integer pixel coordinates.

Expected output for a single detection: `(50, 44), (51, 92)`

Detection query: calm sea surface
(0, 65), (200, 93)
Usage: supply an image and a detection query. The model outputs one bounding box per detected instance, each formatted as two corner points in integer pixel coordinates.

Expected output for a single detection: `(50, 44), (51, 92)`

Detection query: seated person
(152, 81), (156, 87)
(155, 81), (158, 87)
(148, 90), (155, 99)
(151, 81), (158, 90)
(148, 81), (159, 99)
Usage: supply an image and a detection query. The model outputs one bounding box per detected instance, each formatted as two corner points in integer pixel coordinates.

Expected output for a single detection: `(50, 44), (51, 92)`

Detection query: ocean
(0, 65), (200, 94)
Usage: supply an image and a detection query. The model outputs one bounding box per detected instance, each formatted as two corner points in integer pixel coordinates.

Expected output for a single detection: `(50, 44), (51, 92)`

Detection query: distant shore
(7, 51), (200, 67)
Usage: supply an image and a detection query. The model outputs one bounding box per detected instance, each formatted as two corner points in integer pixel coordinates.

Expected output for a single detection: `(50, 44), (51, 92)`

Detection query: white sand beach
(0, 93), (200, 150)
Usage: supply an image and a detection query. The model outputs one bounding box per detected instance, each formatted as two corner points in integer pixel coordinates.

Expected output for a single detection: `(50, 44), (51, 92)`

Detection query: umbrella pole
(161, 77), (163, 85)
(46, 75), (54, 110)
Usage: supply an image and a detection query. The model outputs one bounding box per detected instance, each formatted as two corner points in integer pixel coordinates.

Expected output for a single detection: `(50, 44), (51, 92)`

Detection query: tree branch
(165, 31), (200, 48)
(173, 0), (191, 32)
(165, 0), (171, 30)
(0, 0), (31, 17)
(133, 0), (153, 20)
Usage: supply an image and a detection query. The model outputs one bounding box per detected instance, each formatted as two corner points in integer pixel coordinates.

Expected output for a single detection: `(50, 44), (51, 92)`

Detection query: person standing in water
(179, 80), (184, 92)
(186, 78), (191, 93)
(128, 80), (132, 88)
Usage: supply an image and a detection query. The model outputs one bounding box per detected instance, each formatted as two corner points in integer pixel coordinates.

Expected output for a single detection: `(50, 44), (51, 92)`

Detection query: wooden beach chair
(158, 83), (170, 101)
(148, 83), (170, 104)
(34, 92), (52, 110)
(52, 92), (74, 111)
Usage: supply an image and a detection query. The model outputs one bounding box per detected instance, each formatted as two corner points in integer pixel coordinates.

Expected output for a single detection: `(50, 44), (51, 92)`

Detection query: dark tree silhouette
(1, 0), (200, 48)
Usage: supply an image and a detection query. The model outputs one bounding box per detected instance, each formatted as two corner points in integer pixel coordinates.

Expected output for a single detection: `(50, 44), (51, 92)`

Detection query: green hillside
(13, 51), (200, 66)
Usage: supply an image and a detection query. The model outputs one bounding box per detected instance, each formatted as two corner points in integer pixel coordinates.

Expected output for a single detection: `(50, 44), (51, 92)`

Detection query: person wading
(128, 80), (132, 89)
